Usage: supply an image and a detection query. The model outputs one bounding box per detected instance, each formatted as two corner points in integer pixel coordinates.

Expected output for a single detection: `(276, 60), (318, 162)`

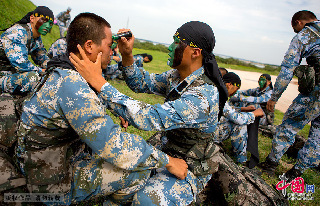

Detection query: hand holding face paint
(116, 29), (135, 67)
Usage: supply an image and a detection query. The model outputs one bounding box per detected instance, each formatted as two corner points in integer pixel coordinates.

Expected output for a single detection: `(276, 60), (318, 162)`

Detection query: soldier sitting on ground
(215, 72), (264, 165)
(230, 73), (274, 126)
(0, 6), (54, 95)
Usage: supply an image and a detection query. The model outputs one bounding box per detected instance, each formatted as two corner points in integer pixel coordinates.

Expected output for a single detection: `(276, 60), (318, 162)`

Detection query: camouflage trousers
(56, 20), (68, 38)
(69, 155), (152, 206)
(215, 117), (248, 163)
(142, 132), (214, 205)
(132, 169), (211, 206)
(268, 85), (320, 172)
(0, 71), (40, 94)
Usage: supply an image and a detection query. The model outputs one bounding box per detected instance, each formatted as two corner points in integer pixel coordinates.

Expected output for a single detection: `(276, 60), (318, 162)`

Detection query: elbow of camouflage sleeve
(269, 94), (278, 102)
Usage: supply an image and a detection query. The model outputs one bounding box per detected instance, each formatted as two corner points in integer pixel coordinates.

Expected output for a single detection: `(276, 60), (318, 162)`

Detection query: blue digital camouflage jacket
(222, 101), (255, 125)
(271, 21), (320, 101)
(99, 64), (220, 133)
(239, 86), (273, 104)
(0, 23), (49, 73)
(20, 67), (169, 171)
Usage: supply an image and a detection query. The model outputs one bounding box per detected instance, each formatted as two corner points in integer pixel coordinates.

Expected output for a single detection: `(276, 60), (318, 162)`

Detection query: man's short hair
(67, 12), (111, 54)
(291, 10), (317, 27)
(223, 72), (241, 88)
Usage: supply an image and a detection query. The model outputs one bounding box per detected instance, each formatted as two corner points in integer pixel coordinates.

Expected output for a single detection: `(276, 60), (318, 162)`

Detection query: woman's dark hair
(67, 12), (111, 54)
(291, 10), (317, 27)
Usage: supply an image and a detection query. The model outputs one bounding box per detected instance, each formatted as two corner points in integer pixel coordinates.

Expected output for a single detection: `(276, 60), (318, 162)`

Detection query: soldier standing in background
(259, 10), (320, 182)
(56, 7), (71, 38)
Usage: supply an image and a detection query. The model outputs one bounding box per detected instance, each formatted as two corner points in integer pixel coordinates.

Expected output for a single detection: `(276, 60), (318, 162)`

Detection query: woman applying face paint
(0, 6), (54, 94)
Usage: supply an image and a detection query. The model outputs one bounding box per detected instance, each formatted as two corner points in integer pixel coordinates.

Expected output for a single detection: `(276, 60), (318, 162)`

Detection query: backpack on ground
(196, 149), (289, 206)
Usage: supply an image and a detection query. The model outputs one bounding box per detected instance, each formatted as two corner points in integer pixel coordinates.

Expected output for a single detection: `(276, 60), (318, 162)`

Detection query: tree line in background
(133, 39), (169, 53)
(133, 39), (281, 71)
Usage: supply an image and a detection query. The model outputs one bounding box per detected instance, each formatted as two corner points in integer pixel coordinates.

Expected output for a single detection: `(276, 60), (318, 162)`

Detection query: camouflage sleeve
(271, 35), (303, 102)
(134, 55), (144, 67)
(99, 82), (215, 131)
(105, 64), (119, 74)
(66, 18), (71, 28)
(0, 71), (40, 93)
(47, 38), (67, 59)
(1, 25), (43, 73)
(238, 88), (257, 96)
(223, 101), (255, 125)
(57, 73), (169, 170)
(123, 63), (171, 96)
(30, 36), (50, 69)
(242, 89), (272, 103)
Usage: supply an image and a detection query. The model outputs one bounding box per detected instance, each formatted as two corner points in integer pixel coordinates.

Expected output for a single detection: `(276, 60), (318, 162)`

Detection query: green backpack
(294, 22), (320, 95)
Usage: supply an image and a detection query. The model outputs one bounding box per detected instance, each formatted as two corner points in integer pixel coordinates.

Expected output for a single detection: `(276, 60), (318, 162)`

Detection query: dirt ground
(228, 69), (299, 113)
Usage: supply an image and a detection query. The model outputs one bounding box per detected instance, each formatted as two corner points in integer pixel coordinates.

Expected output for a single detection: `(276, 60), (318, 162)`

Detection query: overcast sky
(31, 0), (320, 65)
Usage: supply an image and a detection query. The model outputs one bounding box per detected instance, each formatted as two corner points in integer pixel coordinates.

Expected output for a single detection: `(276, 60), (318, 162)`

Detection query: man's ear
(29, 14), (35, 23)
(191, 48), (202, 58)
(83, 40), (94, 54)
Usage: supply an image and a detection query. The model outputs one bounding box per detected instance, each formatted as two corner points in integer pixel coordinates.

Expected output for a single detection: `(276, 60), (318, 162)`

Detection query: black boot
(285, 167), (302, 183)
(257, 156), (279, 176)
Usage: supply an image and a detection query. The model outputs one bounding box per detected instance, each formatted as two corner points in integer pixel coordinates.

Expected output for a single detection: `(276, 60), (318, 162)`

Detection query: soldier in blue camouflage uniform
(0, 6), (53, 94)
(231, 73), (274, 126)
(103, 45), (122, 80)
(133, 53), (153, 67)
(103, 52), (152, 80)
(72, 21), (229, 205)
(259, 10), (320, 181)
(56, 7), (71, 38)
(14, 13), (187, 206)
(216, 72), (264, 164)
(47, 37), (67, 59)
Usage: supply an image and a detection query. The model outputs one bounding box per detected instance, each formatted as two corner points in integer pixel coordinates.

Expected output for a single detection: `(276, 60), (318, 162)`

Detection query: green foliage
(216, 55), (281, 72)
(134, 39), (169, 53)
(0, 0), (36, 29)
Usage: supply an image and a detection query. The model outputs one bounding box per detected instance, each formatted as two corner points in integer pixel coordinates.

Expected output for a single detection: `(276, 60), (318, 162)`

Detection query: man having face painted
(72, 21), (229, 205)
(0, 6), (53, 95)
(231, 73), (274, 126)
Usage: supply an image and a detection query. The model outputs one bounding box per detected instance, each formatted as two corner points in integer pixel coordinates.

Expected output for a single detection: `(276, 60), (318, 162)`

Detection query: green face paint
(258, 78), (267, 89)
(167, 36), (186, 68)
(37, 19), (53, 36)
